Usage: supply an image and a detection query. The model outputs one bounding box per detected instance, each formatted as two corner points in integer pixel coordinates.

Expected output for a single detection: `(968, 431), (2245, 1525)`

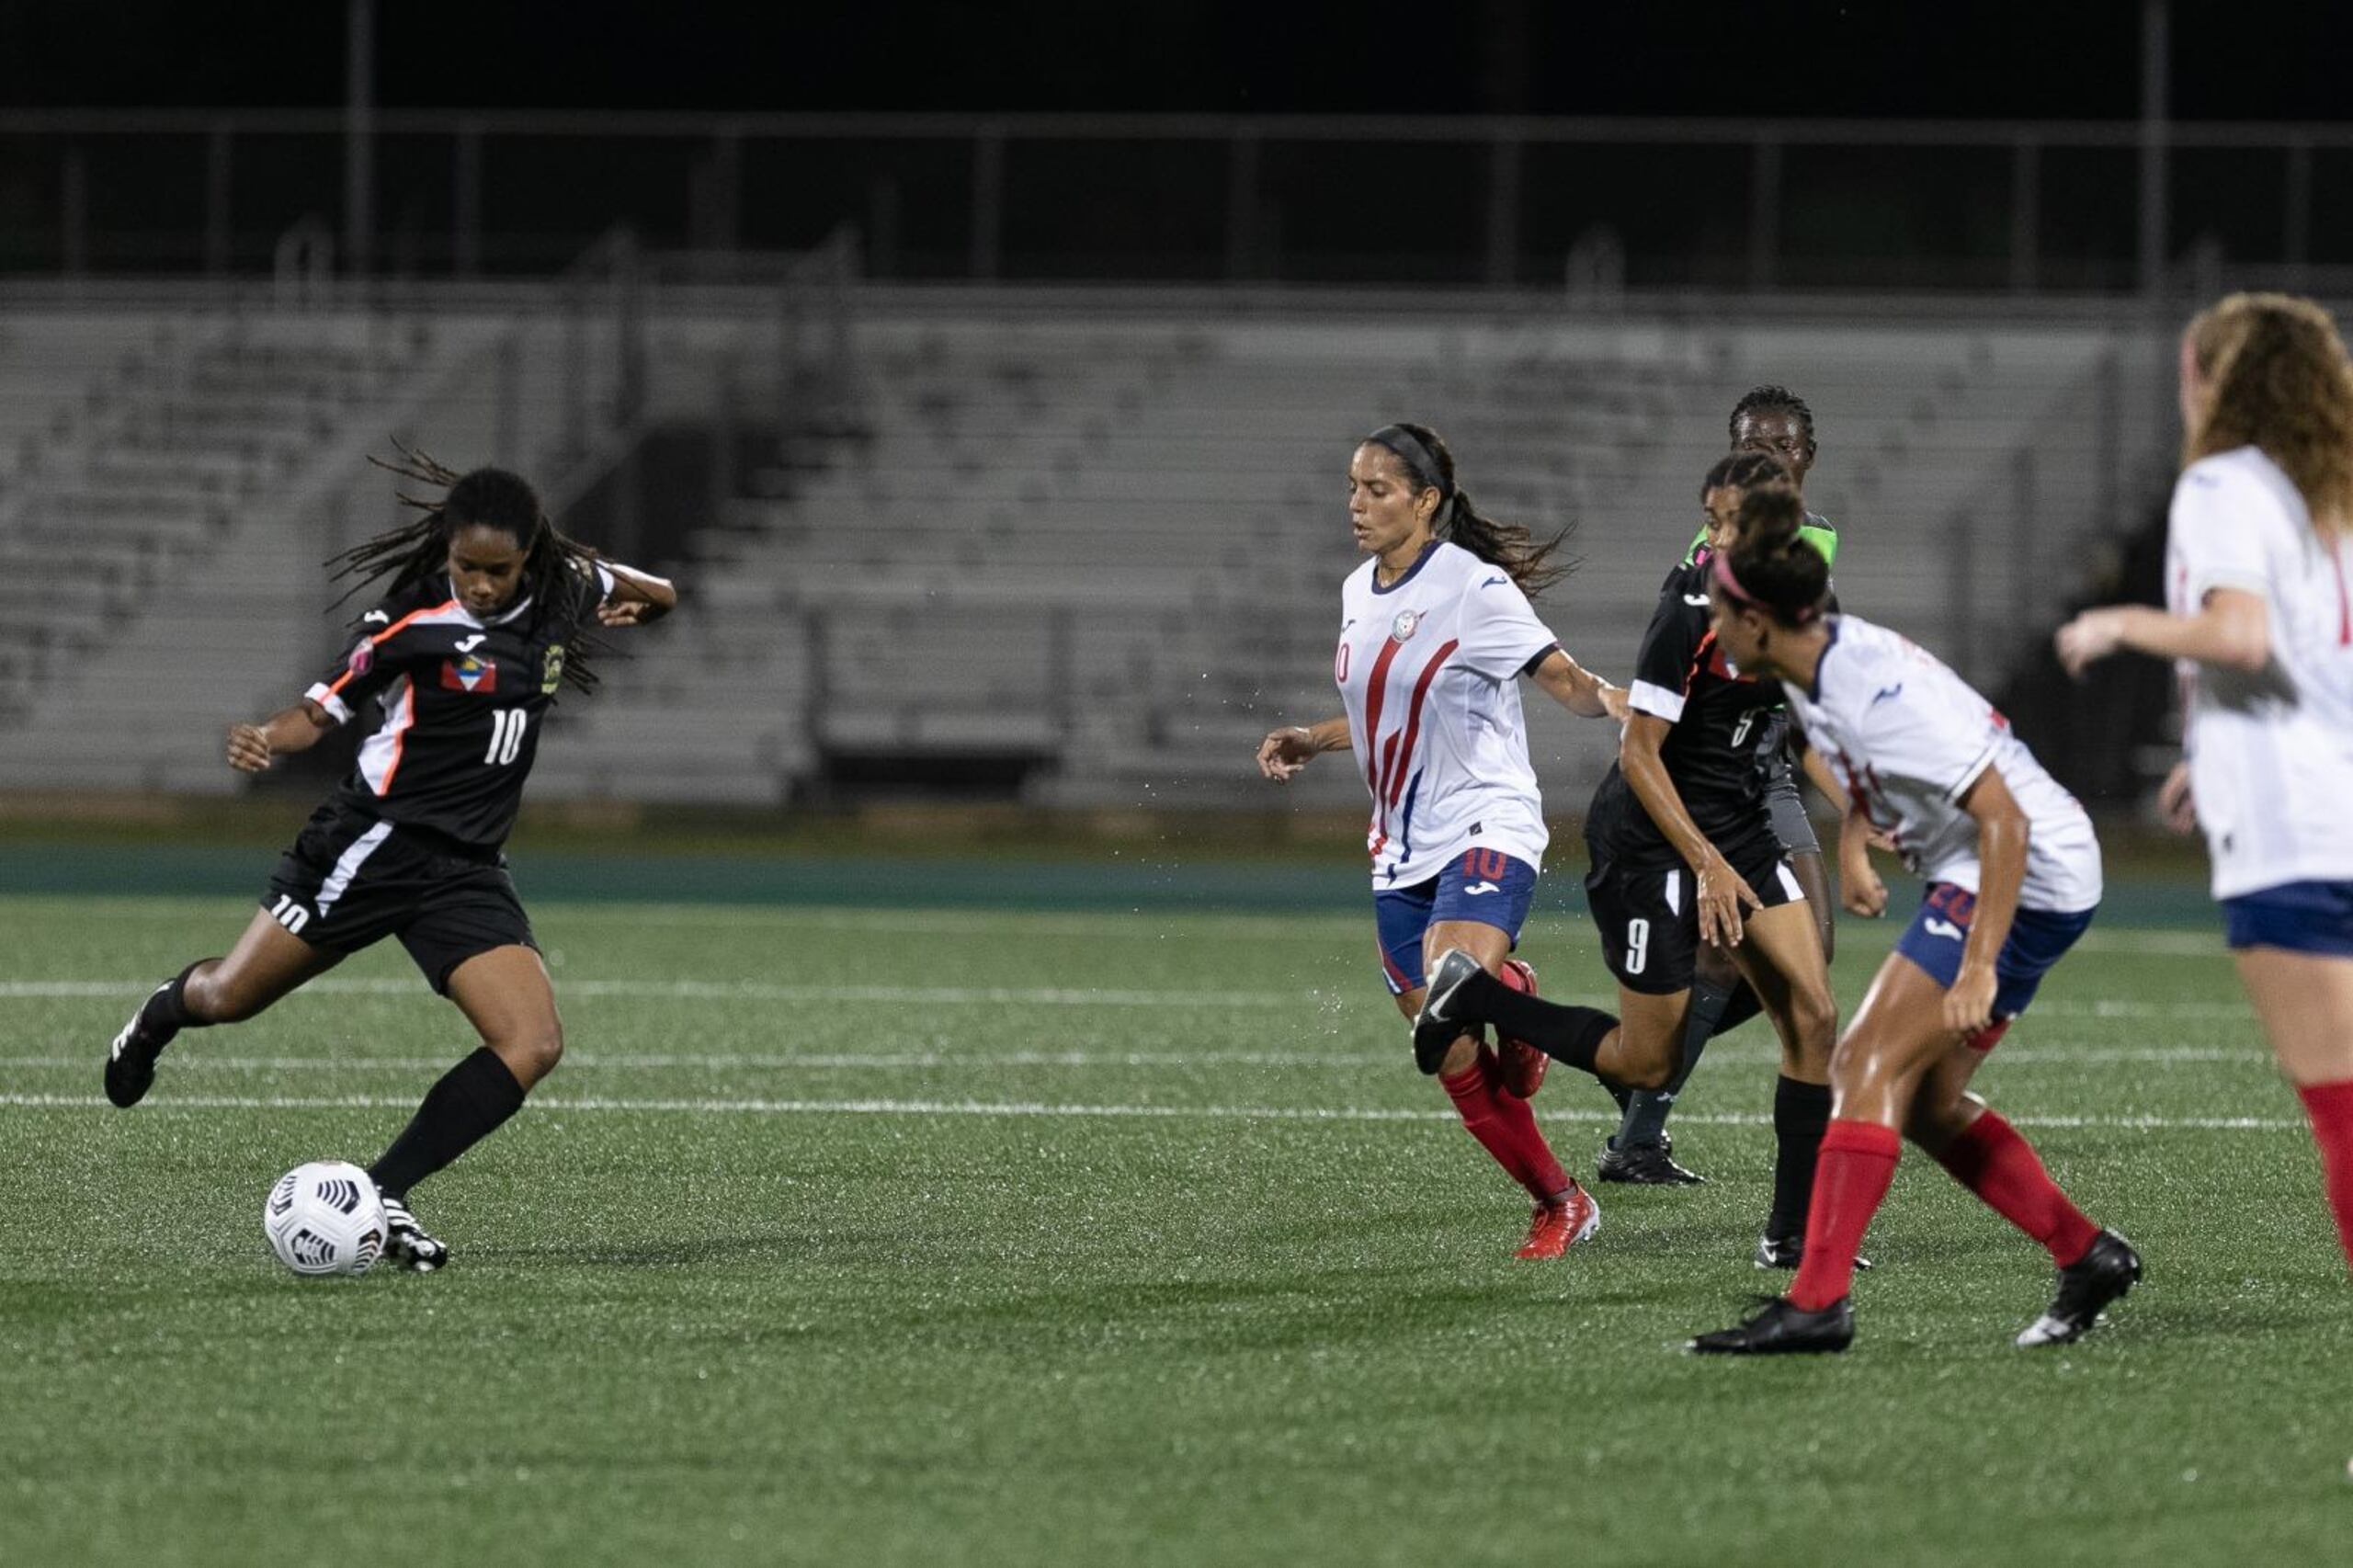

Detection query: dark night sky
(1, 1), (2349, 120)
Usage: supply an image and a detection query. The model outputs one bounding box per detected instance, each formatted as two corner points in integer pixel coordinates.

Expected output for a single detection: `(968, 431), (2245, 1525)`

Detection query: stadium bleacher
(0, 292), (2167, 806)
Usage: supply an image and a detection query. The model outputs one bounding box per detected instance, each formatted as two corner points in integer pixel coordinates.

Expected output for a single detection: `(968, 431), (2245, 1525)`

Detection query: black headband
(1366, 425), (1451, 500)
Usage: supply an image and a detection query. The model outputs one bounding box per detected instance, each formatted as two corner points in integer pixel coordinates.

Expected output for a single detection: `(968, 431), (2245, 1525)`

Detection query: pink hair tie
(1710, 550), (1818, 623)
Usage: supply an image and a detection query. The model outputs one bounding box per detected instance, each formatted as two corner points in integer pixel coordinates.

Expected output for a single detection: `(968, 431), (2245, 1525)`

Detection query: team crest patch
(540, 643), (566, 695)
(1389, 609), (1421, 643)
(345, 640), (375, 678)
(438, 654), (497, 694)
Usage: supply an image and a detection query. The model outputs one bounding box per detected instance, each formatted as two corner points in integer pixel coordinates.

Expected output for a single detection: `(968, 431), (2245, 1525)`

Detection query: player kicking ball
(1686, 487), (2136, 1354)
(104, 451), (676, 1269)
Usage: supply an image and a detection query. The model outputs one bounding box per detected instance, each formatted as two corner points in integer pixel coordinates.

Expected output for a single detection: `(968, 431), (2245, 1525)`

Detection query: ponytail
(1718, 485), (1828, 625)
(1363, 422), (1575, 597)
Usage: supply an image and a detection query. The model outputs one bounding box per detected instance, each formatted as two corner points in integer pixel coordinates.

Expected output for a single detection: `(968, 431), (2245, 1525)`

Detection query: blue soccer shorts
(1372, 847), (1539, 996)
(2222, 880), (2353, 959)
(1894, 881), (2097, 1027)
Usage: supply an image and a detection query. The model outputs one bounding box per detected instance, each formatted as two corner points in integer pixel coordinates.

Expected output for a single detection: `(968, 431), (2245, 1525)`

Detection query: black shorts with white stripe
(1584, 823), (1805, 996)
(261, 799), (537, 994)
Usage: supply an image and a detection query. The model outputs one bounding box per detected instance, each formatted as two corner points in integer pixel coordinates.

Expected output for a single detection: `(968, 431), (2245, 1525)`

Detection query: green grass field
(3, 890), (2348, 1568)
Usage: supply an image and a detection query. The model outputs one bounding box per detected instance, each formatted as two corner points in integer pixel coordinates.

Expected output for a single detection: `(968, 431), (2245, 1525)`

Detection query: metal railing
(8, 108), (2353, 292)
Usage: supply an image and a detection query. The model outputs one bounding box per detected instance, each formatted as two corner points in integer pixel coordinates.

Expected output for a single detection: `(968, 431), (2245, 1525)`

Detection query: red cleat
(1515, 1184), (1600, 1259)
(1494, 958), (1547, 1098)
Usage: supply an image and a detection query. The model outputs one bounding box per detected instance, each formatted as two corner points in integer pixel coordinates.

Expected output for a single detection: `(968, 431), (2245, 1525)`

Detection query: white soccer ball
(263, 1161), (387, 1276)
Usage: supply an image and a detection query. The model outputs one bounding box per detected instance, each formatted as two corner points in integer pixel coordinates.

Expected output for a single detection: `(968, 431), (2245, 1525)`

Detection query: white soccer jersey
(1335, 540), (1561, 887)
(1785, 614), (2102, 913)
(2166, 446), (2353, 899)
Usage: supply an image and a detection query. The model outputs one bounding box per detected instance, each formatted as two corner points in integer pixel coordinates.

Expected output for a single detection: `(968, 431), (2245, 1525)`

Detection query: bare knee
(1906, 1089), (1983, 1152)
(187, 960), (267, 1024)
(1787, 982), (1839, 1067)
(492, 1025), (564, 1085)
(1613, 1039), (1677, 1093)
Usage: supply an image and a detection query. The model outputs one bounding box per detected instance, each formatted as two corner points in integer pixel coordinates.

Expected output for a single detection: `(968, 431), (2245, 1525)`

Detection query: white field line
(0, 1090), (2306, 1132)
(6, 896), (2241, 951)
(0, 978), (2256, 1021)
(0, 1042), (2276, 1072)
(0, 979), (1322, 1007)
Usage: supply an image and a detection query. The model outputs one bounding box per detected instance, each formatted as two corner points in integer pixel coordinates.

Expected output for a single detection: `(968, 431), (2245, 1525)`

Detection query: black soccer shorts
(262, 801), (538, 994)
(1586, 824), (1806, 995)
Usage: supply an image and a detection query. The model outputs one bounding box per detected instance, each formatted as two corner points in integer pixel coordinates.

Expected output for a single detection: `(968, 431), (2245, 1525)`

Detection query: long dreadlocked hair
(329, 443), (607, 696)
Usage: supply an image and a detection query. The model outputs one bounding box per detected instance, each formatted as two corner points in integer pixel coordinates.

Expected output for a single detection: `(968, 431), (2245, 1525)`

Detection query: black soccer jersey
(301, 568), (610, 852)
(1588, 554), (1785, 868)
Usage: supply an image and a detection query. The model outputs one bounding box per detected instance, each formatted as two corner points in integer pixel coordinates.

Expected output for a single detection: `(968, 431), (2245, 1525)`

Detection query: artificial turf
(2, 892), (2347, 1567)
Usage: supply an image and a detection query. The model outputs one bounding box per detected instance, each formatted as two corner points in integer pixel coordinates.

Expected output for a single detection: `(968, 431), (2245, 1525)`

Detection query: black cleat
(1597, 1138), (1707, 1186)
(1754, 1233), (1870, 1272)
(1688, 1295), (1855, 1356)
(379, 1195), (450, 1273)
(102, 984), (176, 1108)
(2016, 1228), (2140, 1346)
(1412, 949), (1486, 1074)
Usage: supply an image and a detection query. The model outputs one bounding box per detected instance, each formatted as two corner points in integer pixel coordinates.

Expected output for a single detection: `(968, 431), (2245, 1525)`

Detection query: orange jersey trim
(376, 681), (416, 794)
(324, 598), (463, 699)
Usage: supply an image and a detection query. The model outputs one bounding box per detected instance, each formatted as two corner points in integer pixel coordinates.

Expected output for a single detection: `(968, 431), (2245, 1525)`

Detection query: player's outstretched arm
(595, 560), (679, 628)
(1527, 648), (1626, 721)
(1256, 717), (1350, 783)
(225, 700), (337, 774)
(2054, 589), (2268, 677)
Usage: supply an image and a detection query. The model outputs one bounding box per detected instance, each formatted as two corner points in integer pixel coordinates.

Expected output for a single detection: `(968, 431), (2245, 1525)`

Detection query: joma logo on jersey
(1389, 610), (1421, 643)
(540, 644), (566, 695)
(438, 654), (497, 694)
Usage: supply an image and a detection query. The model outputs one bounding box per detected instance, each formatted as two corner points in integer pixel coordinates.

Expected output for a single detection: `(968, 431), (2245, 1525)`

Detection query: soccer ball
(263, 1161), (387, 1276)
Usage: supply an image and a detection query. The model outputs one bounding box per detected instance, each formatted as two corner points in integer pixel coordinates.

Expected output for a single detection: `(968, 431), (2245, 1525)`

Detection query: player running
(1256, 422), (1628, 1259)
(1605, 389), (1845, 1188)
(1421, 457), (1840, 1267)
(1688, 488), (2132, 1354)
(2057, 290), (2353, 1274)
(103, 450), (677, 1270)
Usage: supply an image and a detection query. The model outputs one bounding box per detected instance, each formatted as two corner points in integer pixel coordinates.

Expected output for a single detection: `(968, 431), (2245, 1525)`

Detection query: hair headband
(1710, 548), (1820, 624)
(1366, 425), (1451, 500)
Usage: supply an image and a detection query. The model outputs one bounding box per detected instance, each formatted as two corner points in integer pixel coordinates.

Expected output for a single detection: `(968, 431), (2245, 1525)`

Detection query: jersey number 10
(484, 709), (530, 766)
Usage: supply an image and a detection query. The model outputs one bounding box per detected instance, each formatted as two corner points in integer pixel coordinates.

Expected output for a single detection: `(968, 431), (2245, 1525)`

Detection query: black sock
(1615, 976), (1733, 1149)
(1767, 1074), (1834, 1242)
(136, 960), (211, 1047)
(1449, 970), (1619, 1077)
(368, 1047), (528, 1200)
(1712, 982), (1764, 1038)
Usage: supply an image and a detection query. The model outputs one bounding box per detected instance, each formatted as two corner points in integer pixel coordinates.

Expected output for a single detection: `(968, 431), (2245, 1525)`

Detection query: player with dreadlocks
(102, 450), (677, 1269)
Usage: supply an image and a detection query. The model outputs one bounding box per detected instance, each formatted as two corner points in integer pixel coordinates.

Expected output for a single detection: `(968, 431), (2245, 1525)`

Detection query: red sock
(2295, 1078), (2353, 1267)
(1479, 1046), (1570, 1200)
(1931, 1109), (2098, 1267)
(1788, 1119), (1901, 1311)
(1440, 1049), (1569, 1202)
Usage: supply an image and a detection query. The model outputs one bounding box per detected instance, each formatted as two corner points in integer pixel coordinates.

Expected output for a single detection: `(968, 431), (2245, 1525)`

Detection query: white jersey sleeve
(1853, 670), (2001, 808)
(2171, 457), (2284, 605)
(1452, 567), (1558, 681)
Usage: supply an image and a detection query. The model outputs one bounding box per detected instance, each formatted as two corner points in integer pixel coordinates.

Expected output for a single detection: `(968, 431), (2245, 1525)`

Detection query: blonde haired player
(2059, 291), (2353, 1274)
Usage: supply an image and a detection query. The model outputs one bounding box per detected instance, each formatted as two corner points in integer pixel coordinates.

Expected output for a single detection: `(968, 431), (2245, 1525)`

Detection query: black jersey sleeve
(1624, 574), (1711, 725)
(302, 597), (449, 725)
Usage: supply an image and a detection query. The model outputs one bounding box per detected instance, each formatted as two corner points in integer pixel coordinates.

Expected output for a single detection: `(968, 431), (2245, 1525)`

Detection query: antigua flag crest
(438, 653), (497, 694)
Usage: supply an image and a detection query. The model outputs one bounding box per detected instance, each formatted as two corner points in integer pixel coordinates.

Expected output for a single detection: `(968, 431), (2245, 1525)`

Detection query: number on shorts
(1625, 917), (1650, 976)
(484, 708), (529, 766)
